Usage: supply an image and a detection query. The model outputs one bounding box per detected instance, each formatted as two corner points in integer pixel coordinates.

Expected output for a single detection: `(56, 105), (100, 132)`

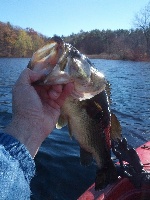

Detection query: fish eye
(69, 48), (81, 59)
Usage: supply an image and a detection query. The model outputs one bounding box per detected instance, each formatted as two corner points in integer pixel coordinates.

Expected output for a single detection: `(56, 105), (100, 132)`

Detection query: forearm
(0, 132), (35, 199)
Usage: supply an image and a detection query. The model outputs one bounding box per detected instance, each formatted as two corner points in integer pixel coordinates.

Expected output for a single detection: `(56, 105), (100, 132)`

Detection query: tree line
(1, 1), (150, 61)
(64, 28), (148, 61)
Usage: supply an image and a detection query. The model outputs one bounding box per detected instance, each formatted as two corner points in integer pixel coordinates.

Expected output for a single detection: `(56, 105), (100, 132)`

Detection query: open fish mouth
(27, 36), (107, 100)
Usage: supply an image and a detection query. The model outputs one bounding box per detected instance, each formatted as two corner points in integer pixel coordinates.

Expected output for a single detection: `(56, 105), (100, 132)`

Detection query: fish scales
(60, 96), (107, 167)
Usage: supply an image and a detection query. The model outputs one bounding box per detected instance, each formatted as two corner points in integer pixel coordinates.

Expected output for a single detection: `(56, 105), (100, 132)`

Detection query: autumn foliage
(0, 21), (48, 57)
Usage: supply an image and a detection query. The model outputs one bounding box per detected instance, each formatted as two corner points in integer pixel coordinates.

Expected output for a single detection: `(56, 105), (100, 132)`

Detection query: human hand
(5, 68), (74, 157)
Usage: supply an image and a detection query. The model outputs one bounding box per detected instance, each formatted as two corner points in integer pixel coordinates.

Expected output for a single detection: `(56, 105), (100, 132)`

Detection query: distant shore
(87, 53), (150, 62)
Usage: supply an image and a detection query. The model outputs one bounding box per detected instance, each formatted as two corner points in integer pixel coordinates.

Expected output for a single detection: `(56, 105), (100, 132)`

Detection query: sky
(0, 0), (150, 37)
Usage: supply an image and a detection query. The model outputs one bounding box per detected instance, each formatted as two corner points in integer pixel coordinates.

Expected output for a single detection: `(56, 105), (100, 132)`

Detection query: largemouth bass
(27, 36), (121, 190)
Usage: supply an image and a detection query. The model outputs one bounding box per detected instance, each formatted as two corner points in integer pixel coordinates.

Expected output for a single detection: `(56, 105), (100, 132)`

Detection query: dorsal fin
(110, 113), (122, 141)
(56, 114), (68, 129)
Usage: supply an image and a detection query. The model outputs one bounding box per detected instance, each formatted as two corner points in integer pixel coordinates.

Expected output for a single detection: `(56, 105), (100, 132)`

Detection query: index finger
(55, 83), (74, 107)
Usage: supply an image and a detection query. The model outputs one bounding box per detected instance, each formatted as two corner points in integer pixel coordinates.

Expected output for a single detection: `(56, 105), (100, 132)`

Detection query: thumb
(28, 68), (47, 83)
(17, 68), (47, 85)
(56, 83), (74, 107)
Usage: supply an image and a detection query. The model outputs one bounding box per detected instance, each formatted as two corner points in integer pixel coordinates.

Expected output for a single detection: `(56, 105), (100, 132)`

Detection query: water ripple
(0, 58), (150, 199)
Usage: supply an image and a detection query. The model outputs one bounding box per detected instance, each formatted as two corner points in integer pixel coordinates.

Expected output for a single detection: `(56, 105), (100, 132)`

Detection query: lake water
(0, 58), (150, 200)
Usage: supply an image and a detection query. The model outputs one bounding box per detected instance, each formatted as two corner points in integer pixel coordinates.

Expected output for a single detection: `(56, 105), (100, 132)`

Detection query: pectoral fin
(110, 113), (122, 141)
(80, 147), (93, 166)
(56, 115), (68, 129)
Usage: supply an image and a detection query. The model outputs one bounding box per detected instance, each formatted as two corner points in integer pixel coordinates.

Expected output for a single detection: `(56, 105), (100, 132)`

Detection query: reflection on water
(0, 58), (150, 200)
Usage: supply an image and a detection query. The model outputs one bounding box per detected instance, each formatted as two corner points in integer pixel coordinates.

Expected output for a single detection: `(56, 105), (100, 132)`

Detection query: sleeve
(0, 132), (35, 200)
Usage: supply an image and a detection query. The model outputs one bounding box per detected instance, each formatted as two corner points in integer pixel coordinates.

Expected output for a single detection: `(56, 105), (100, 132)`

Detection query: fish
(27, 36), (122, 190)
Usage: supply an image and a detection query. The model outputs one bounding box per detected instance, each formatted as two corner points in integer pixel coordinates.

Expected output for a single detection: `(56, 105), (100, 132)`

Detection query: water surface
(0, 58), (150, 200)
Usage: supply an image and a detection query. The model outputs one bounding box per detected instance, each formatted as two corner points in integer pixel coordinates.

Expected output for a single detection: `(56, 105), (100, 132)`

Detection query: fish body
(57, 89), (119, 189)
(27, 36), (121, 190)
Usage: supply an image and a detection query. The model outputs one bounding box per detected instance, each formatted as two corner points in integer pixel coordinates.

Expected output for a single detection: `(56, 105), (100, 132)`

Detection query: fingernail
(49, 90), (60, 99)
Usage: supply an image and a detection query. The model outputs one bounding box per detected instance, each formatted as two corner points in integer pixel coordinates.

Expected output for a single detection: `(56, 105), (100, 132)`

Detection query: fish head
(63, 48), (106, 100)
(28, 36), (107, 100)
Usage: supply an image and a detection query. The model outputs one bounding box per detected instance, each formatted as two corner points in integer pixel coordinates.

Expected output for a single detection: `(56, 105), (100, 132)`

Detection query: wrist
(5, 115), (44, 157)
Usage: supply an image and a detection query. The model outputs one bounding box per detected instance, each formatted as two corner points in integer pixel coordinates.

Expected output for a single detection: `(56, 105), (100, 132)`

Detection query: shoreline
(87, 53), (150, 62)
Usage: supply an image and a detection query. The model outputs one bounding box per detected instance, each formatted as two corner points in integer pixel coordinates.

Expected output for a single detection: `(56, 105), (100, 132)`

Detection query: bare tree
(133, 1), (150, 55)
